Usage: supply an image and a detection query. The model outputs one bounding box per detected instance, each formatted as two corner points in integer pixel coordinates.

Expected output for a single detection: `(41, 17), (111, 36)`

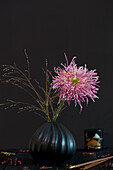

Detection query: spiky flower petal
(52, 54), (99, 111)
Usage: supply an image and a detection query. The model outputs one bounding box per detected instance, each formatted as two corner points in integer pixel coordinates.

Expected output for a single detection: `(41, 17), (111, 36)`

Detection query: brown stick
(69, 155), (113, 169)
(82, 157), (113, 169)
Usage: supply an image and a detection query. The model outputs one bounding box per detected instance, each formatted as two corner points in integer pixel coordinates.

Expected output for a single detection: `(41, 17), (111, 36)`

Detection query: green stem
(52, 99), (66, 122)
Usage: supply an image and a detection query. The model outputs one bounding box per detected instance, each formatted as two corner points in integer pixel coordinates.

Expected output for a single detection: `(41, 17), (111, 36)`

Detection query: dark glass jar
(84, 129), (103, 150)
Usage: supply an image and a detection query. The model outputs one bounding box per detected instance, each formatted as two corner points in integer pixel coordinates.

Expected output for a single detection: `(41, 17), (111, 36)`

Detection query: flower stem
(52, 99), (65, 122)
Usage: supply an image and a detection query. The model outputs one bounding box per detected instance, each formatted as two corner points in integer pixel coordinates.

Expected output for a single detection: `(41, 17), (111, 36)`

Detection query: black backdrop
(0, 0), (113, 149)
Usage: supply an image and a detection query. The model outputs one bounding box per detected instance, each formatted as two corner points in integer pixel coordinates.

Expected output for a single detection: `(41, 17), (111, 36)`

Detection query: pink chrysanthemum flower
(52, 54), (99, 111)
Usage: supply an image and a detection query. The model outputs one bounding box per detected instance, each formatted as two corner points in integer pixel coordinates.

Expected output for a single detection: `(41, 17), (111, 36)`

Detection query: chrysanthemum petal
(51, 55), (99, 111)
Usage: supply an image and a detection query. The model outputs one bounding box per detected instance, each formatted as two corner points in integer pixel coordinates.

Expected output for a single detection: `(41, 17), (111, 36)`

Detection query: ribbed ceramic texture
(29, 122), (76, 164)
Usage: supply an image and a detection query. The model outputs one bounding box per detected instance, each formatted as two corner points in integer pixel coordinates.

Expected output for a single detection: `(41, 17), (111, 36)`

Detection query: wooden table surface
(0, 148), (113, 169)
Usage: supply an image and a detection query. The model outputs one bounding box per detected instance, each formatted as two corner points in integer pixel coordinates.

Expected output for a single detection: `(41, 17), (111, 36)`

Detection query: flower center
(71, 76), (79, 84)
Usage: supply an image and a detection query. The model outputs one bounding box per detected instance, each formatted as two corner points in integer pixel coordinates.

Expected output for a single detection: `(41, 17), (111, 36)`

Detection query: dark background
(0, 0), (113, 149)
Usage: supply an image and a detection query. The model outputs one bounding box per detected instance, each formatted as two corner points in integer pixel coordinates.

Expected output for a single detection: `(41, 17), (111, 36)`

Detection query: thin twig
(1, 99), (47, 117)
(35, 80), (46, 94)
(49, 100), (55, 117)
(34, 112), (48, 120)
(1, 62), (46, 115)
(50, 93), (59, 102)
(2, 76), (31, 89)
(24, 49), (31, 79)
(47, 69), (54, 79)
(1, 80), (41, 106)
(10, 64), (45, 109)
(45, 59), (50, 121)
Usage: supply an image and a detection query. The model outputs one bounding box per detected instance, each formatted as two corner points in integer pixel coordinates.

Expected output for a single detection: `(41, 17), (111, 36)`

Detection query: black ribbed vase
(29, 122), (76, 165)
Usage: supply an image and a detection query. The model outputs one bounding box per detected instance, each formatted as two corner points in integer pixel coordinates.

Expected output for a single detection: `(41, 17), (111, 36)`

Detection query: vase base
(30, 150), (75, 165)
